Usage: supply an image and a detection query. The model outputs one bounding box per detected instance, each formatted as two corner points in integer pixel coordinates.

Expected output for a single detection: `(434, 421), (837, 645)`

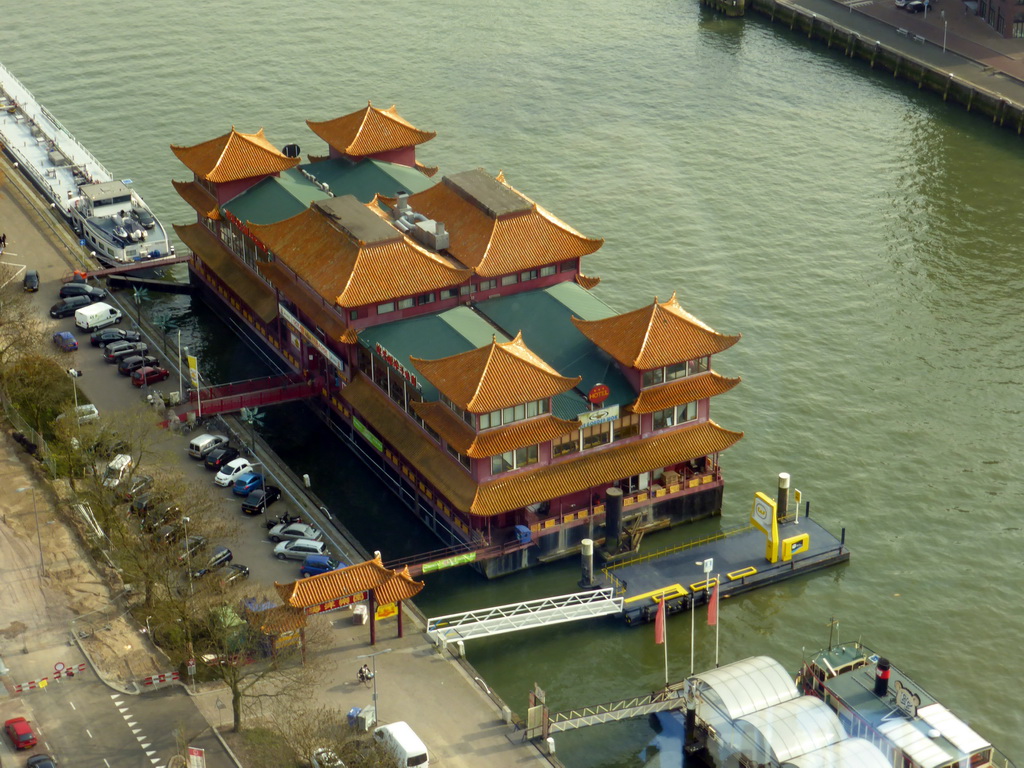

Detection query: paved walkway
(780, 0), (1024, 101)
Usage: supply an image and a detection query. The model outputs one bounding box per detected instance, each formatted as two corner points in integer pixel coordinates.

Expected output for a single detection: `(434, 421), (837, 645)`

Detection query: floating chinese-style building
(171, 103), (744, 578)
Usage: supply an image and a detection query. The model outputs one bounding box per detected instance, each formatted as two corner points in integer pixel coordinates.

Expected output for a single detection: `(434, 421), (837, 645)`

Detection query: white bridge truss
(545, 689), (687, 734)
(427, 588), (624, 642)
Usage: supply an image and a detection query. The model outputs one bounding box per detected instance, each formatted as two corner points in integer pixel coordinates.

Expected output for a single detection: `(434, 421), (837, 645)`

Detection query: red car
(131, 366), (171, 387)
(4, 717), (37, 749)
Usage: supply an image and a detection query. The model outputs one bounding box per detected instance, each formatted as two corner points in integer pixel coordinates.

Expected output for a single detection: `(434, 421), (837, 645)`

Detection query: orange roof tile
(470, 420), (743, 517)
(404, 169), (603, 278)
(576, 273), (601, 290)
(416, 161), (439, 178)
(248, 196), (470, 309)
(257, 260), (358, 344)
(306, 103), (436, 157)
(172, 179), (221, 220)
(171, 127), (300, 183)
(275, 554), (423, 608)
(572, 293), (740, 370)
(246, 605), (307, 634)
(411, 401), (580, 459)
(629, 372), (741, 414)
(174, 222), (278, 323)
(411, 332), (581, 413)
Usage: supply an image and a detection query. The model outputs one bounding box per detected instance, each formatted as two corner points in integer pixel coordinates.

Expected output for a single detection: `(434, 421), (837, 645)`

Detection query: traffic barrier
(141, 671), (180, 686)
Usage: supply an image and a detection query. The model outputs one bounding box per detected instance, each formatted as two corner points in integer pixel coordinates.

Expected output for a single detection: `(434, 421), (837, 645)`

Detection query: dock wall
(740, 0), (1024, 134)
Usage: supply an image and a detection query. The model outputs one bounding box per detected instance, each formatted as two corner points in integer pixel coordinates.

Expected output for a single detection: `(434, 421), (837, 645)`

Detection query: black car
(59, 282), (107, 301)
(131, 491), (169, 515)
(49, 295), (94, 318)
(204, 446), (240, 471)
(241, 485), (282, 515)
(191, 545), (233, 578)
(120, 474), (153, 502)
(91, 327), (142, 347)
(220, 563), (250, 585)
(142, 505), (181, 533)
(118, 354), (160, 376)
(23, 270), (39, 292)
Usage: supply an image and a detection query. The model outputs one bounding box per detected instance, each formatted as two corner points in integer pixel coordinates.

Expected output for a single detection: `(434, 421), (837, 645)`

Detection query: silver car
(273, 539), (326, 561)
(268, 522), (322, 543)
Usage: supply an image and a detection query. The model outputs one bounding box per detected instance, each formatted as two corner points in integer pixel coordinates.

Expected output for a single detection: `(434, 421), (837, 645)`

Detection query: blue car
(300, 554), (347, 578)
(52, 330), (78, 352)
(232, 472), (264, 496)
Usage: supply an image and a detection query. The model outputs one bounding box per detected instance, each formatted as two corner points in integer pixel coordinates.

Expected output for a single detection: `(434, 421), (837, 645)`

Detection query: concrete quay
(0, 152), (554, 768)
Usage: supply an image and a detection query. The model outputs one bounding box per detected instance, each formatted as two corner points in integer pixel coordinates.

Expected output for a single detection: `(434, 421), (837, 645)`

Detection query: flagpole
(663, 600), (669, 686)
(689, 593), (695, 675)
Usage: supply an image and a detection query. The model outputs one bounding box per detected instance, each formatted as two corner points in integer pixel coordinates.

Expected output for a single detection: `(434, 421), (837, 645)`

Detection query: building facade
(171, 103), (744, 577)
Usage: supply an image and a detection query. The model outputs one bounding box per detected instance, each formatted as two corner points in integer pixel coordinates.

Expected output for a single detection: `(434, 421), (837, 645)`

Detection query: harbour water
(3, 0), (1024, 764)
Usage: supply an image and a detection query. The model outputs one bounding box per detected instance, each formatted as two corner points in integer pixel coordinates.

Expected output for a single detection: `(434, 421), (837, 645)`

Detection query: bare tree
(253, 701), (393, 768)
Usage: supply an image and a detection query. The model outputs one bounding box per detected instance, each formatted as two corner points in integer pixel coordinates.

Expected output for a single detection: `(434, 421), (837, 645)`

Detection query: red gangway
(167, 373), (318, 424)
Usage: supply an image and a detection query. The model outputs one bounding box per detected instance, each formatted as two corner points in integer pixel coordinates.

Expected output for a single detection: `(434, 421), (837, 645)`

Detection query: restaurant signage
(279, 305), (345, 371)
(374, 342), (419, 388)
(577, 404), (619, 427)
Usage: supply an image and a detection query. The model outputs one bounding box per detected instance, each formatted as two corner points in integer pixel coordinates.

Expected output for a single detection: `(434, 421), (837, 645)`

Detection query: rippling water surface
(3, 0), (1024, 764)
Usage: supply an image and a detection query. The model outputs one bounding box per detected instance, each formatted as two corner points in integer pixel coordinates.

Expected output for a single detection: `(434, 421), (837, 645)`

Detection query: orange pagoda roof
(248, 196), (470, 309)
(306, 103), (436, 157)
(275, 553), (423, 609)
(629, 372), (741, 414)
(172, 179), (221, 220)
(411, 401), (580, 459)
(469, 420), (743, 517)
(572, 293), (740, 370)
(402, 169), (603, 278)
(411, 332), (581, 413)
(171, 127), (299, 184)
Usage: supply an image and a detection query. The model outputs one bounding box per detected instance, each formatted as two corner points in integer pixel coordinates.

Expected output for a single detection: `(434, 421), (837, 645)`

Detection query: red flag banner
(654, 599), (666, 644)
(707, 582), (720, 626)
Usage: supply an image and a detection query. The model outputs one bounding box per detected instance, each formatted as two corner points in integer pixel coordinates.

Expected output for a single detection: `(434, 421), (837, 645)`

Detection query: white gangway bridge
(426, 588), (624, 643)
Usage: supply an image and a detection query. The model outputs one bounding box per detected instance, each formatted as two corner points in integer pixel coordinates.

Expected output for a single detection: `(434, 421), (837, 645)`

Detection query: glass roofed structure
(170, 103), (745, 576)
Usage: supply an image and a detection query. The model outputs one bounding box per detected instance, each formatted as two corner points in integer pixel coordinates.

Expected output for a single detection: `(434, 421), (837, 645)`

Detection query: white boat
(0, 61), (173, 266)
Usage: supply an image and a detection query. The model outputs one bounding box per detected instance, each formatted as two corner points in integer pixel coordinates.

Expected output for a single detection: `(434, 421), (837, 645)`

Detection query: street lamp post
(942, 11), (948, 52)
(182, 516), (194, 596)
(15, 486), (43, 577)
(357, 648), (393, 724)
(67, 368), (82, 437)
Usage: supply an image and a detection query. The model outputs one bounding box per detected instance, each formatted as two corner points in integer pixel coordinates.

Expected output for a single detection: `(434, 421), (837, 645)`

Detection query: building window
(666, 362), (688, 382)
(582, 422), (611, 450)
(446, 444), (472, 470)
(642, 368), (665, 388)
(441, 288), (458, 300)
(416, 292), (435, 306)
(500, 274), (519, 287)
(521, 269), (538, 281)
(552, 431), (579, 458)
(460, 285), (475, 296)
(540, 265), (557, 277)
(560, 260), (576, 272)
(479, 279), (498, 291)
(490, 444), (539, 475)
(652, 402), (698, 430)
(613, 414), (640, 442)
(398, 298), (415, 310)
(349, 310), (358, 321)
(478, 399), (548, 430)
(377, 302), (395, 315)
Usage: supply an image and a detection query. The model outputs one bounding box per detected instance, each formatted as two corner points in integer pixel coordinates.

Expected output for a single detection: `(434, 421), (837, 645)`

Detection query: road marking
(0, 259), (26, 289)
(86, 728), (93, 738)
(103, 760), (111, 767)
(68, 700), (77, 710)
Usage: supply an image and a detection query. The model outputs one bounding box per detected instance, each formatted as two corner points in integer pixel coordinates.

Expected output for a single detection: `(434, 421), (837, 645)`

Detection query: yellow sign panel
(751, 491), (780, 563)
(782, 533), (810, 561)
(375, 602), (398, 621)
(187, 355), (199, 388)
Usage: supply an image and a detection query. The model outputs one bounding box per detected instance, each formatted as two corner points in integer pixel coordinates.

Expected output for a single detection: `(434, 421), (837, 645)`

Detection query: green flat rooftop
(223, 158), (435, 226)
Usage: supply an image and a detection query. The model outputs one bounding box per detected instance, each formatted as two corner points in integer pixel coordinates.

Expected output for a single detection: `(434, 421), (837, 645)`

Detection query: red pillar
(369, 589), (376, 646)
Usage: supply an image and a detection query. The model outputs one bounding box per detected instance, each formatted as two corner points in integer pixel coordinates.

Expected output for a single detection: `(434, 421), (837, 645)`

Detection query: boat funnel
(874, 658), (891, 697)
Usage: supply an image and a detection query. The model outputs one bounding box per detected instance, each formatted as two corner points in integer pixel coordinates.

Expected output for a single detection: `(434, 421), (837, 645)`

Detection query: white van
(187, 433), (229, 459)
(373, 721), (429, 768)
(102, 454), (134, 488)
(76, 302), (123, 332)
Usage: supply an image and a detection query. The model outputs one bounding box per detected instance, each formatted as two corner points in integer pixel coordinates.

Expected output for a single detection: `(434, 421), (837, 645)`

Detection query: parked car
(130, 366), (171, 387)
(220, 563), (250, 585)
(27, 755), (57, 768)
(904, 0), (930, 10)
(300, 554), (346, 577)
(191, 545), (233, 578)
(188, 433), (230, 459)
(311, 747), (345, 768)
(52, 330), (79, 352)
(90, 327), (141, 347)
(133, 207), (156, 229)
(177, 535), (207, 565)
(59, 282), (107, 301)
(153, 522), (185, 544)
(204, 446), (241, 471)
(120, 474), (153, 502)
(268, 522), (322, 543)
(241, 485), (282, 514)
(232, 472), (264, 496)
(103, 341), (148, 363)
(22, 269), (39, 292)
(142, 505), (182, 533)
(4, 717), (37, 750)
(49, 295), (93, 318)
(117, 354), (160, 376)
(274, 538), (327, 561)
(214, 458), (252, 487)
(130, 490), (167, 515)
(56, 403), (100, 425)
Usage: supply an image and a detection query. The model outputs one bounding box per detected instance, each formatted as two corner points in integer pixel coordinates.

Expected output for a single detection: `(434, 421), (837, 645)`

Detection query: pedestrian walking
(0, 233), (6, 247)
